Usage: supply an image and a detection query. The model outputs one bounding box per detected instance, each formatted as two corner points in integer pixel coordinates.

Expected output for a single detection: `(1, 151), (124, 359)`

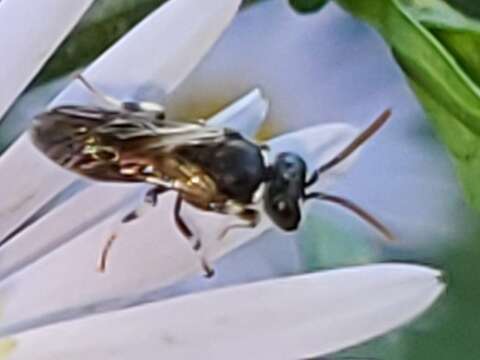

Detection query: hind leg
(76, 74), (165, 119)
(97, 186), (168, 273)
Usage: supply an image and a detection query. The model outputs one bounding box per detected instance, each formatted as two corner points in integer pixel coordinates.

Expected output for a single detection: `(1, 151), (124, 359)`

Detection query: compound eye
(267, 197), (301, 231)
(276, 153), (307, 182)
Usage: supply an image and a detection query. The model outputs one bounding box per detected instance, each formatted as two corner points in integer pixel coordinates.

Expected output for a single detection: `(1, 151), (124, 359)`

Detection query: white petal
(4, 264), (444, 360)
(0, 123), (357, 335)
(0, 184), (141, 281)
(0, 137), (77, 240)
(0, 0), (93, 119)
(0, 77), (69, 147)
(53, 0), (242, 105)
(0, 0), (241, 242)
(208, 88), (269, 133)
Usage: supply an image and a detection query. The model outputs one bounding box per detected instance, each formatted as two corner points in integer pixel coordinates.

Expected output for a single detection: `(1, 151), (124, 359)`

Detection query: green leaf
(401, 0), (480, 84)
(289, 0), (330, 14)
(336, 0), (480, 211)
(447, 0), (480, 18)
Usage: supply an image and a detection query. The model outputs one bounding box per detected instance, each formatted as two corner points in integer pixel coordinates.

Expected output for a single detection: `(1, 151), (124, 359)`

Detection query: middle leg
(174, 194), (201, 251)
(173, 194), (214, 278)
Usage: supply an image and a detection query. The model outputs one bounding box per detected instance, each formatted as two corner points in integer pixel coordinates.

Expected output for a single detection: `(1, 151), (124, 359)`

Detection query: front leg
(218, 206), (261, 241)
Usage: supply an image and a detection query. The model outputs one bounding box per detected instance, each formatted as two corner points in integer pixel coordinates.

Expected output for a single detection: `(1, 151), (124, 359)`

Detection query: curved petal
(3, 264), (444, 360)
(0, 77), (69, 149)
(0, 184), (140, 282)
(208, 88), (269, 133)
(0, 0), (241, 245)
(53, 0), (243, 105)
(0, 123), (358, 335)
(0, 0), (94, 119)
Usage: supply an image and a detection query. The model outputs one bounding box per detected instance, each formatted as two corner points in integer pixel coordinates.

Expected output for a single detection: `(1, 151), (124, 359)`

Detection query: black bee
(31, 76), (393, 276)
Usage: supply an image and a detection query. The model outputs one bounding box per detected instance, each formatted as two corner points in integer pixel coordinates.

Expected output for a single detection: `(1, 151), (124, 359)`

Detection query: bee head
(264, 152), (307, 231)
(264, 109), (394, 241)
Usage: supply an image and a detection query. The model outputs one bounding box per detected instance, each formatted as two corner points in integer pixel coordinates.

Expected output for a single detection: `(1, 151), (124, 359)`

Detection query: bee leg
(97, 187), (168, 272)
(201, 259), (215, 278)
(97, 233), (117, 273)
(174, 194), (201, 251)
(76, 74), (125, 110)
(76, 74), (165, 119)
(174, 195), (215, 277)
(218, 208), (260, 241)
(144, 186), (166, 207)
(122, 186), (169, 224)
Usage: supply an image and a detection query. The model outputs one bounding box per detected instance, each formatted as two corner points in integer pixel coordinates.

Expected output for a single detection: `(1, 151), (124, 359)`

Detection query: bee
(31, 76), (393, 277)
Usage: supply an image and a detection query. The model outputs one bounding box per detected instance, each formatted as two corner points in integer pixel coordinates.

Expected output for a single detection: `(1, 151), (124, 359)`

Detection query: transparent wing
(92, 115), (226, 148)
(32, 105), (229, 184)
(47, 105), (226, 144)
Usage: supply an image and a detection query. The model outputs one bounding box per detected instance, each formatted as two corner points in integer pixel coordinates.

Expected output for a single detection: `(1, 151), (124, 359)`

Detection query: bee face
(263, 152), (307, 231)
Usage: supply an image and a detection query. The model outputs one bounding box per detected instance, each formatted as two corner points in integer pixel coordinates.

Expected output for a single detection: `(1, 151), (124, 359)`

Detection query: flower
(0, 0), (444, 358)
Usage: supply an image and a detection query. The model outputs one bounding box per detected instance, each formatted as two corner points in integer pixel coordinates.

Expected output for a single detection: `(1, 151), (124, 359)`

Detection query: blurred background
(450, 0), (480, 16)
(1, 0), (479, 359)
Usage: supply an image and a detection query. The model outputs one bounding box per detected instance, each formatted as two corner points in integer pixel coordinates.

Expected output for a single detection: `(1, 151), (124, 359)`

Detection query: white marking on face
(252, 182), (265, 204)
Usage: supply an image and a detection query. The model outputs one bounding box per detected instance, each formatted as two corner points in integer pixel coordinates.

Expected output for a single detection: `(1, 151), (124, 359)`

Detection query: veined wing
(31, 105), (229, 183)
(34, 105), (228, 150)
(95, 116), (226, 147)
